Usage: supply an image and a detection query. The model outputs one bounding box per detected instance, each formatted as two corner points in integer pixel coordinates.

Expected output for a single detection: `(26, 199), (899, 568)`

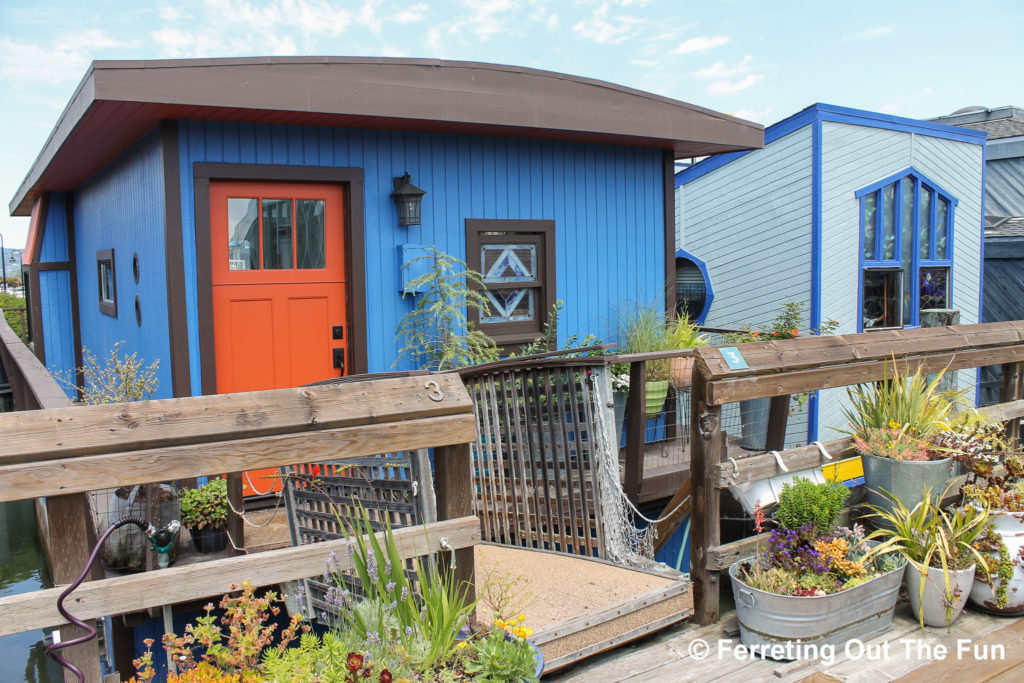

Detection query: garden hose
(45, 515), (180, 682)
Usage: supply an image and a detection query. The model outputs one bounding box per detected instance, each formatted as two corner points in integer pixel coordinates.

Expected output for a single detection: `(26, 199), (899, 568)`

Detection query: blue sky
(1, 0), (1021, 248)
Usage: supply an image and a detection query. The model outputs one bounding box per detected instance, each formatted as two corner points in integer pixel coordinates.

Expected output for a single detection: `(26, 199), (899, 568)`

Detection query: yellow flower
(456, 641), (469, 649)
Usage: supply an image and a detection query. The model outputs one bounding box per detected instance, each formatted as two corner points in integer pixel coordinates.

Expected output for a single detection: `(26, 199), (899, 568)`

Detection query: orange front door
(210, 181), (347, 495)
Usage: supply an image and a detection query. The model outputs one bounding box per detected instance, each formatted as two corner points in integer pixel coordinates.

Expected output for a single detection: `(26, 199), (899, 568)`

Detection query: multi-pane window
(857, 170), (955, 330)
(466, 219), (555, 346)
(226, 197), (326, 271)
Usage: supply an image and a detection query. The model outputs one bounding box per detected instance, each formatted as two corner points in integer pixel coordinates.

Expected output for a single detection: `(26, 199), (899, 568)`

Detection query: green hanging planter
(644, 380), (670, 418)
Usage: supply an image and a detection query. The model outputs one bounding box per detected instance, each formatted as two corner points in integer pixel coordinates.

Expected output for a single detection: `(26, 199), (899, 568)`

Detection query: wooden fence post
(765, 394), (791, 451)
(434, 442), (476, 603)
(1000, 362), (1023, 446)
(689, 363), (723, 625)
(623, 360), (647, 502)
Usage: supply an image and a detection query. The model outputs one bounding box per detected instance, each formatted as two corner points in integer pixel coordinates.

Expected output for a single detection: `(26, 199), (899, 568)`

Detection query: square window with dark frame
(466, 219), (555, 348)
(97, 248), (117, 317)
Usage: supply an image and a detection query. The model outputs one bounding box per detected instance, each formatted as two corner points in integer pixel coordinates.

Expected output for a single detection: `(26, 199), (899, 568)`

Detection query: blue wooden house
(10, 57), (762, 400)
(676, 103), (987, 442)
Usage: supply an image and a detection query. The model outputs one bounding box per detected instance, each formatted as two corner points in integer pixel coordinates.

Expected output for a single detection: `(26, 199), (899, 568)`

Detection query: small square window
(97, 249), (117, 317)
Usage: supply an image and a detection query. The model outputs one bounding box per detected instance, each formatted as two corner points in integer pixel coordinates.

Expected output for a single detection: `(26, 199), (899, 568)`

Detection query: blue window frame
(855, 167), (956, 331)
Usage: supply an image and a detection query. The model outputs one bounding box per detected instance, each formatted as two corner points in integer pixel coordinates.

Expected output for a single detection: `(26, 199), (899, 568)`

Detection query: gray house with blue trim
(676, 103), (987, 442)
(9, 57), (762, 404)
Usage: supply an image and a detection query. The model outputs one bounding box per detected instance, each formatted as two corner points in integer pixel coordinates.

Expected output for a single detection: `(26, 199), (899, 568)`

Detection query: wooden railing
(1, 306), (28, 343)
(0, 321), (481, 683)
(685, 321), (1024, 626)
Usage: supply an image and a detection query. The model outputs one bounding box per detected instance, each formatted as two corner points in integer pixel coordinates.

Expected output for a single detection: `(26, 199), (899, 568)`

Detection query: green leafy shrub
(773, 476), (849, 533)
(179, 477), (229, 531)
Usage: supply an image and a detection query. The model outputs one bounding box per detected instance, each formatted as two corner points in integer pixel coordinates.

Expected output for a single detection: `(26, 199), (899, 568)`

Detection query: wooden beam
(713, 437), (856, 488)
(652, 477), (690, 555)
(980, 399), (1024, 422)
(623, 361), (647, 503)
(696, 322), (1024, 381)
(764, 394), (790, 451)
(706, 345), (1024, 405)
(0, 413), (477, 503)
(707, 533), (771, 572)
(999, 362), (1023, 447)
(428, 445), (476, 603)
(0, 372), (473, 465)
(689, 365), (724, 626)
(0, 516), (480, 637)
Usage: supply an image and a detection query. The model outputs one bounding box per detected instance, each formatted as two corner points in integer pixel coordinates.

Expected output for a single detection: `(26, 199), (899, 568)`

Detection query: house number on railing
(424, 380), (445, 402)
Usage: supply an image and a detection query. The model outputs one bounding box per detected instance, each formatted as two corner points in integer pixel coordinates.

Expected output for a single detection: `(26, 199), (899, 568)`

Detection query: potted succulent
(179, 477), (230, 553)
(841, 363), (956, 520)
(865, 485), (990, 628)
(951, 418), (1024, 615)
(727, 302), (838, 450)
(729, 477), (906, 651)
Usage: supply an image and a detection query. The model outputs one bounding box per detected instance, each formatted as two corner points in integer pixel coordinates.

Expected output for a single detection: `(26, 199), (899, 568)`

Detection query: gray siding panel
(817, 122), (984, 439)
(988, 158), (1024, 217)
(678, 126), (813, 331)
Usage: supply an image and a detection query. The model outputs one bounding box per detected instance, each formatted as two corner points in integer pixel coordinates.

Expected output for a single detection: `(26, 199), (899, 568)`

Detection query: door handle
(333, 348), (345, 372)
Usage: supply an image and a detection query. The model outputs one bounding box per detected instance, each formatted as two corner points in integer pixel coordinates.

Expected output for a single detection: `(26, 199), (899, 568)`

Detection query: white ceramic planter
(905, 563), (975, 627)
(968, 508), (1024, 616)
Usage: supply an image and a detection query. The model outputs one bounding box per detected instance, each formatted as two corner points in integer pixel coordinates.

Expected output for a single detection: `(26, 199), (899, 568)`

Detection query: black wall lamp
(391, 172), (426, 226)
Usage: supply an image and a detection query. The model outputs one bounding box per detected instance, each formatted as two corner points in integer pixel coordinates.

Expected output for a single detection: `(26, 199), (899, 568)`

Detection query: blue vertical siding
(177, 122), (666, 386)
(39, 192), (69, 262)
(35, 192), (74, 389)
(72, 130), (173, 398)
(38, 269), (75, 383)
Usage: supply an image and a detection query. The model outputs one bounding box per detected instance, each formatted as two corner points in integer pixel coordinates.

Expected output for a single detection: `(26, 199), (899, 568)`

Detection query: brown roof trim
(10, 57), (763, 216)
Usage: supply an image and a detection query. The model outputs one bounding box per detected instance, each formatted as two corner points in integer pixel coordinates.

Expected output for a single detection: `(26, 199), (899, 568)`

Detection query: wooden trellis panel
(462, 362), (606, 558)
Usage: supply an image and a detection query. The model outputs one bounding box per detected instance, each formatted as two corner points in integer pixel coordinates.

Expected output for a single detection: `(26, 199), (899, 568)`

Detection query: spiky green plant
(841, 360), (956, 443)
(865, 484), (991, 628)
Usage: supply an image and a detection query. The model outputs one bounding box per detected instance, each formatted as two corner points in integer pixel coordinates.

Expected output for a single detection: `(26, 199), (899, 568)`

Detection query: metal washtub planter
(861, 454), (954, 523)
(728, 555), (907, 653)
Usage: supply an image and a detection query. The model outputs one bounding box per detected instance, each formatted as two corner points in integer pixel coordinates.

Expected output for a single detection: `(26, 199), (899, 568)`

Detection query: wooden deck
(545, 604), (1024, 682)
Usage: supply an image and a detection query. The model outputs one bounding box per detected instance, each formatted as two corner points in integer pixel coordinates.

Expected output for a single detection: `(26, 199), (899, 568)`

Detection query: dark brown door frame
(192, 163), (367, 395)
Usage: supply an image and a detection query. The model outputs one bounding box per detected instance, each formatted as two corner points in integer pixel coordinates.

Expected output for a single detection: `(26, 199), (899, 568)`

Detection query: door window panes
(262, 199), (293, 270)
(227, 198), (259, 270)
(482, 288), (535, 323)
(296, 200), (326, 269)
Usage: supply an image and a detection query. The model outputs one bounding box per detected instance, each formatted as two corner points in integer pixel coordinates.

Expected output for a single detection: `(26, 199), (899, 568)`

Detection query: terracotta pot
(669, 357), (694, 390)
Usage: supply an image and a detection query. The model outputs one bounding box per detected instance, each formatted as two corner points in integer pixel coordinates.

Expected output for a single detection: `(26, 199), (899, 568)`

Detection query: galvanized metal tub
(729, 556), (906, 653)
(862, 454), (954, 524)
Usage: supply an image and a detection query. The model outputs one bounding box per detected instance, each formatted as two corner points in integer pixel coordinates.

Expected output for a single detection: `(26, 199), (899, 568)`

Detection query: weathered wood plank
(982, 399), (1024, 423)
(0, 414), (477, 503)
(532, 582), (690, 643)
(713, 437), (857, 488)
(652, 477), (690, 555)
(0, 516), (480, 637)
(706, 345), (1024, 404)
(707, 532), (771, 571)
(697, 322), (1024, 380)
(689, 366), (723, 626)
(434, 443), (476, 603)
(623, 361), (647, 502)
(0, 373), (472, 464)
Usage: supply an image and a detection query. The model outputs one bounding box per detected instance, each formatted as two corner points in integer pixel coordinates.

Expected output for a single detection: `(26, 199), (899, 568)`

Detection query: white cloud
(447, 0), (520, 41)
(158, 6), (185, 22)
(674, 35), (729, 54)
(0, 29), (130, 84)
(848, 25), (894, 41)
(547, 13), (559, 29)
(394, 3), (429, 23)
(691, 54), (753, 79)
(357, 0), (383, 34)
(706, 74), (763, 96)
(731, 108), (773, 123)
(880, 104), (901, 114)
(573, 3), (644, 44)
